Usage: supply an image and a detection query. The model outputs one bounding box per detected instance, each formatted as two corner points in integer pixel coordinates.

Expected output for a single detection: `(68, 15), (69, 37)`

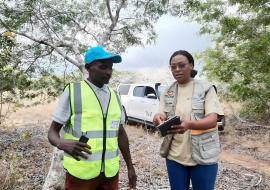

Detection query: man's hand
(153, 113), (166, 126)
(127, 165), (137, 190)
(58, 139), (91, 161)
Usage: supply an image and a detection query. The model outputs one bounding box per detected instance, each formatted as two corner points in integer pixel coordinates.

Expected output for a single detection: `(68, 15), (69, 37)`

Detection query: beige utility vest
(163, 79), (216, 134)
(162, 79), (221, 165)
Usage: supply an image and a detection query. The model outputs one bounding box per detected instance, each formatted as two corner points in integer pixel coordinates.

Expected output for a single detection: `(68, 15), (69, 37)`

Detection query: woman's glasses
(169, 63), (189, 71)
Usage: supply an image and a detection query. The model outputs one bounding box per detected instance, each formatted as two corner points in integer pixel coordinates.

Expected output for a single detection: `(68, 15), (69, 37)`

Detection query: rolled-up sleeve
(52, 89), (71, 124)
(205, 87), (224, 117)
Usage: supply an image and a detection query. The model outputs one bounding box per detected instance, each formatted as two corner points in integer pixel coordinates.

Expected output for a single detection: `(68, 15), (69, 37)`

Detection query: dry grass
(1, 100), (56, 129)
(0, 143), (24, 190)
(1, 99), (269, 189)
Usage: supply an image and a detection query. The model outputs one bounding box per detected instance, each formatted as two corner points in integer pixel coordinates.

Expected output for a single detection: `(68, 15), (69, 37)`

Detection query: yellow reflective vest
(63, 80), (122, 180)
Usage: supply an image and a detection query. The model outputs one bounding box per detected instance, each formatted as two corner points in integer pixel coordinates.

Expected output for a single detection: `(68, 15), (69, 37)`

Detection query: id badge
(111, 121), (119, 129)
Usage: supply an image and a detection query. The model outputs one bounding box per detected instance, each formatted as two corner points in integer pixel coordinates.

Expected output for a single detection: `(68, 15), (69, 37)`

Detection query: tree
(0, 31), (31, 123)
(171, 0), (270, 122)
(0, 1), (171, 188)
(0, 0), (169, 74)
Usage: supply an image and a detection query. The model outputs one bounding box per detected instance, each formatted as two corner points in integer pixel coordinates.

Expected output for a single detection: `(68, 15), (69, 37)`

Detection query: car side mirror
(146, 93), (157, 99)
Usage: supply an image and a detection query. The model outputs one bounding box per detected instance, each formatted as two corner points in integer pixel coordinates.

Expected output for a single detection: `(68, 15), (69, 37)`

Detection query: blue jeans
(166, 159), (218, 190)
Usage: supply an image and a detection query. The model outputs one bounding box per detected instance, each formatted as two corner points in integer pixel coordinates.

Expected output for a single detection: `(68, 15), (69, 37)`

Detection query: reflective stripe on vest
(63, 81), (121, 180)
(64, 149), (119, 162)
(73, 82), (82, 133)
(63, 127), (118, 138)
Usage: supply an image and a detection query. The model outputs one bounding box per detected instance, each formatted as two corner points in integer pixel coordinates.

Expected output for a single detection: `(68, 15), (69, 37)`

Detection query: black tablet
(157, 116), (181, 137)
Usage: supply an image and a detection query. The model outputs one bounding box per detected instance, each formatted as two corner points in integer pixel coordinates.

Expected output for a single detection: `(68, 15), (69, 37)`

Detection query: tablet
(157, 116), (181, 137)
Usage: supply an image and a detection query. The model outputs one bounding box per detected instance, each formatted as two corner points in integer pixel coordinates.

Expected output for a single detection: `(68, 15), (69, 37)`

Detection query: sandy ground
(1, 100), (57, 128)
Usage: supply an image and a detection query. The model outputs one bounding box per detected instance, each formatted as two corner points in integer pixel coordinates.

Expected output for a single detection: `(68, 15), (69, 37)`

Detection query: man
(48, 45), (137, 190)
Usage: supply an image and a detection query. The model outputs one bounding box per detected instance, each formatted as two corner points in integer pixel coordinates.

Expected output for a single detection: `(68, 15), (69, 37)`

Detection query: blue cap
(84, 45), (122, 65)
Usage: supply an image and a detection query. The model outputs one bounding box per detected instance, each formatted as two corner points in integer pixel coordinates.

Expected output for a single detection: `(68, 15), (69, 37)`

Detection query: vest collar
(85, 79), (109, 94)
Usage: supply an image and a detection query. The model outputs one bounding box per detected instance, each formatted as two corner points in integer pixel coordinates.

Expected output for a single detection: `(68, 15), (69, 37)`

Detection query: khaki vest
(163, 79), (216, 135)
(161, 79), (221, 164)
(63, 80), (122, 179)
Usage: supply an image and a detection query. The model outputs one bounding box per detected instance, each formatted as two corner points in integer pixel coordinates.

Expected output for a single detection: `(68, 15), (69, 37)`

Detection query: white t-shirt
(52, 80), (125, 125)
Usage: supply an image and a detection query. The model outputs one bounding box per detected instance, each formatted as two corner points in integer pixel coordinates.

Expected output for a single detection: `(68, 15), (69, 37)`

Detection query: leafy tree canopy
(171, 0), (270, 122)
(0, 31), (31, 95)
(0, 0), (169, 73)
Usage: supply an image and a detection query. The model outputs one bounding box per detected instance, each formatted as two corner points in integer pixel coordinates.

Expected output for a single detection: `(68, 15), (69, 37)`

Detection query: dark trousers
(166, 159), (218, 190)
(65, 172), (119, 190)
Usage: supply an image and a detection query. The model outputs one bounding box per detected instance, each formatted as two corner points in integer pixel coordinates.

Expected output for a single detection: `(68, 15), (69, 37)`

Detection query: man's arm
(48, 121), (91, 161)
(118, 124), (137, 189)
(48, 121), (63, 147)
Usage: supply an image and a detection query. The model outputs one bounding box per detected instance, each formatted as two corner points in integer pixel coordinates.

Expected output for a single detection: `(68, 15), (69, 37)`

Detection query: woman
(153, 50), (224, 190)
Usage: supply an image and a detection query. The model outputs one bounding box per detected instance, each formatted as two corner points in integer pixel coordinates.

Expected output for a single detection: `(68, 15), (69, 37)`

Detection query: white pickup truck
(117, 83), (225, 130)
(117, 83), (167, 127)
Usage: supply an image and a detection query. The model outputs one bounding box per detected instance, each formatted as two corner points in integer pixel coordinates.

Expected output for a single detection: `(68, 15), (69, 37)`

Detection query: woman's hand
(58, 139), (92, 161)
(167, 119), (191, 134)
(153, 113), (166, 126)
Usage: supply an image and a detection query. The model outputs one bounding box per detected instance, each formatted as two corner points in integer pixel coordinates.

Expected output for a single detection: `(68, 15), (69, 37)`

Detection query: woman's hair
(169, 50), (194, 66)
(169, 50), (197, 78)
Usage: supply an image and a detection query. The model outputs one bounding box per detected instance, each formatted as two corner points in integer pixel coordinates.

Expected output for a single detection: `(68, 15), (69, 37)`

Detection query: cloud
(114, 15), (212, 72)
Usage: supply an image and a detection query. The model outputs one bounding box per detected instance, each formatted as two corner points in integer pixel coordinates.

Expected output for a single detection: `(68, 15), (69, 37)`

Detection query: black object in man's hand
(79, 135), (89, 143)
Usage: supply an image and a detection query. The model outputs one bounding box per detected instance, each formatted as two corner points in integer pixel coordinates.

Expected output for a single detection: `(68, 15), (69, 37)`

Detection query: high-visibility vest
(63, 80), (122, 180)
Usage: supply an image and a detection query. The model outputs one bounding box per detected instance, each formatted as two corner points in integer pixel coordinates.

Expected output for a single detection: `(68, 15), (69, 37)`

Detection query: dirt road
(221, 151), (270, 176)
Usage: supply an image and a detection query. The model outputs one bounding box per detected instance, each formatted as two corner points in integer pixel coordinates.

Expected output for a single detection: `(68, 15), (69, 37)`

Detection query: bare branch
(118, 17), (136, 22)
(25, 48), (54, 73)
(106, 0), (114, 22)
(112, 27), (127, 31)
(102, 0), (126, 44)
(114, 0), (126, 24)
(15, 32), (80, 68)
(0, 17), (81, 68)
(36, 4), (61, 40)
(13, 43), (41, 69)
(68, 17), (100, 44)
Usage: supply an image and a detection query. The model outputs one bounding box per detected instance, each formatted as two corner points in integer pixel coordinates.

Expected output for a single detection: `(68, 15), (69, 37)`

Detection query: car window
(118, 85), (130, 95)
(133, 86), (145, 97)
(145, 86), (156, 96)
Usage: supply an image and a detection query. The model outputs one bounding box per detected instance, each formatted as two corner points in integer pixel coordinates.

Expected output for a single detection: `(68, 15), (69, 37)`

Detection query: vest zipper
(83, 80), (111, 174)
(101, 116), (107, 173)
(101, 89), (111, 174)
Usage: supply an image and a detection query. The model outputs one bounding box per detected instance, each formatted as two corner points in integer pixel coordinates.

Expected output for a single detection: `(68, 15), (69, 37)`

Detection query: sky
(114, 15), (213, 73)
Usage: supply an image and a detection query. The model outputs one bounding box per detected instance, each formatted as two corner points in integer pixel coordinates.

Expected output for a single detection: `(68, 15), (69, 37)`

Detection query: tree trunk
(42, 148), (65, 190)
(43, 129), (66, 190)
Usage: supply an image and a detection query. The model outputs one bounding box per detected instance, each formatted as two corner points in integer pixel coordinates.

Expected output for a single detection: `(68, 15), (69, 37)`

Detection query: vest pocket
(191, 129), (220, 165)
(164, 106), (173, 113)
(164, 98), (174, 112)
(191, 97), (205, 120)
(200, 136), (220, 159)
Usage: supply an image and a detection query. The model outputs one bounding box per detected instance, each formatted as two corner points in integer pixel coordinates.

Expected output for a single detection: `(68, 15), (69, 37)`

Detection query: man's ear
(85, 64), (91, 71)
